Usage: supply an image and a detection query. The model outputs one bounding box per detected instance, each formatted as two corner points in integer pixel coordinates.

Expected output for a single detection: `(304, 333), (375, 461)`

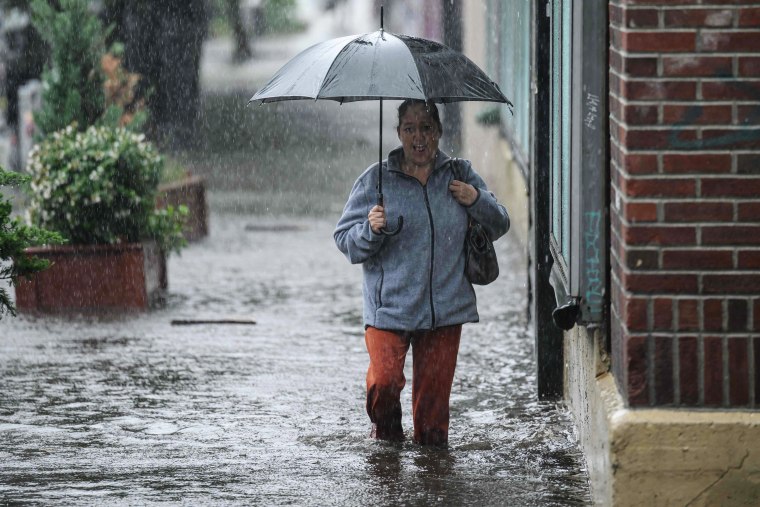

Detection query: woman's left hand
(449, 180), (478, 206)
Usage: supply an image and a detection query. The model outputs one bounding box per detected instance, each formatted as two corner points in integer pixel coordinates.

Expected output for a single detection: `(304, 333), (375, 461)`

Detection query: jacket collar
(387, 146), (452, 174)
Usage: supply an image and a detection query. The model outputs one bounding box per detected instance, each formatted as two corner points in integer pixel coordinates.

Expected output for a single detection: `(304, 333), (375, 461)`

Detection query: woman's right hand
(368, 205), (386, 233)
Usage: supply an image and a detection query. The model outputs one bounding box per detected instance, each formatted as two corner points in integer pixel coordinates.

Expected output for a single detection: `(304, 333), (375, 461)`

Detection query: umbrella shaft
(378, 98), (383, 199)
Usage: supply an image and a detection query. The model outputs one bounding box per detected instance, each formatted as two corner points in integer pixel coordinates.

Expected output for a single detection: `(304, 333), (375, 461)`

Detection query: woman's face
(397, 103), (440, 169)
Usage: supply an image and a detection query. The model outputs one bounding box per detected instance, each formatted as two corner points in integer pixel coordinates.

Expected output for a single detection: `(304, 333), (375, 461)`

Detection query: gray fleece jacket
(334, 147), (510, 331)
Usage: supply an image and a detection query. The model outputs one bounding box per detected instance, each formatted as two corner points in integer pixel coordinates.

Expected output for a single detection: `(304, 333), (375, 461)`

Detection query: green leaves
(0, 165), (64, 318)
(26, 124), (186, 253)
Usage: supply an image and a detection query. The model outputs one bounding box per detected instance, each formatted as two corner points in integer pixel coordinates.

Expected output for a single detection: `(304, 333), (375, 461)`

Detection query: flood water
(1, 213), (590, 505)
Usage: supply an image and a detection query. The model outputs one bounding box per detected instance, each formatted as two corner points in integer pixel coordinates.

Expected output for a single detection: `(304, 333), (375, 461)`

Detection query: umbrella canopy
(249, 30), (512, 107)
(248, 21), (512, 235)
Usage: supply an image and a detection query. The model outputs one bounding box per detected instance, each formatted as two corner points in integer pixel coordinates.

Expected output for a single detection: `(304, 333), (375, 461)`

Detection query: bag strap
(449, 158), (474, 228)
(449, 157), (463, 181)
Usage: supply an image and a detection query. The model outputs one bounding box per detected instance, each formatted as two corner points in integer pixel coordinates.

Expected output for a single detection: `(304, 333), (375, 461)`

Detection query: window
(547, 0), (608, 325)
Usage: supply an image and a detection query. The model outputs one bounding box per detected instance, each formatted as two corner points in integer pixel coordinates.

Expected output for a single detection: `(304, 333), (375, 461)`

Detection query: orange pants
(364, 325), (462, 446)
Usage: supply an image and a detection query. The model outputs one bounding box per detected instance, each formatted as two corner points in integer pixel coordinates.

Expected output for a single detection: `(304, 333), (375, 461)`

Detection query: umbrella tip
(380, 5), (384, 30)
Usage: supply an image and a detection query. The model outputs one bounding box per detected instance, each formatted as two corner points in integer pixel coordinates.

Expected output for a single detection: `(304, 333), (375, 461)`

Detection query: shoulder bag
(450, 159), (499, 285)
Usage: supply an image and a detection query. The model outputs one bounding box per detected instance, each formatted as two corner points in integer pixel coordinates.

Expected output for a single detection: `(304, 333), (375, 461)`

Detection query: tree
(0, 166), (63, 318)
(30, 0), (106, 136)
(103, 0), (208, 149)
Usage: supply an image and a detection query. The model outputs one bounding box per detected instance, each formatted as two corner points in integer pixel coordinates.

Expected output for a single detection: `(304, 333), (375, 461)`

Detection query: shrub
(26, 124), (186, 254)
(0, 166), (63, 318)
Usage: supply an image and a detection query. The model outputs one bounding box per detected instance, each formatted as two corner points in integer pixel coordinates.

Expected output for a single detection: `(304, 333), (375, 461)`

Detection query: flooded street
(1, 214), (589, 505)
(1, 10), (590, 505)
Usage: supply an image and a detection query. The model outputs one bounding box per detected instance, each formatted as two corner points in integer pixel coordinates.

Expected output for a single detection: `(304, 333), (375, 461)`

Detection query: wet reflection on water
(1, 214), (590, 505)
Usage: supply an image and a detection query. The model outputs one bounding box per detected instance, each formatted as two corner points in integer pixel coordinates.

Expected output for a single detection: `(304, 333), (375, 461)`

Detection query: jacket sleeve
(334, 176), (386, 264)
(459, 159), (511, 241)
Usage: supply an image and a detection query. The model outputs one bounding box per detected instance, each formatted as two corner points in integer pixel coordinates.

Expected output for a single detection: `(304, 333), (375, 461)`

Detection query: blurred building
(461, 1), (760, 504)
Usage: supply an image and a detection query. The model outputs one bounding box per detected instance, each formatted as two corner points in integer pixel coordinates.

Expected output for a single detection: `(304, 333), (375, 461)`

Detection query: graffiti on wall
(584, 210), (604, 311)
(669, 79), (760, 150)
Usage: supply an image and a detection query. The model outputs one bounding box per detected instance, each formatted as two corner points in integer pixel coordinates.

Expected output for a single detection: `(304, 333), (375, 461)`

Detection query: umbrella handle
(380, 216), (404, 236)
(377, 193), (404, 236)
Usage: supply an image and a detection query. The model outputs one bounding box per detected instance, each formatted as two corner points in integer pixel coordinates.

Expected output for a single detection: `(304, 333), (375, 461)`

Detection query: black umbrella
(249, 9), (512, 235)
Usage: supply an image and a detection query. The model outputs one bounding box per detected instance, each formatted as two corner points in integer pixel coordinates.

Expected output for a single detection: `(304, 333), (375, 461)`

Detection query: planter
(15, 242), (166, 313)
(156, 175), (208, 241)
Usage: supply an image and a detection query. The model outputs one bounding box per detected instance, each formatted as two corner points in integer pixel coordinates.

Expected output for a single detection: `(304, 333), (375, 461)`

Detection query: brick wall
(609, 0), (760, 407)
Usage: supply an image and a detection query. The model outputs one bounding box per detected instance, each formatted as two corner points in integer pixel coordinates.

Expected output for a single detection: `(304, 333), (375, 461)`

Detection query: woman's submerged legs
(411, 325), (462, 446)
(364, 325), (462, 445)
(365, 327), (410, 441)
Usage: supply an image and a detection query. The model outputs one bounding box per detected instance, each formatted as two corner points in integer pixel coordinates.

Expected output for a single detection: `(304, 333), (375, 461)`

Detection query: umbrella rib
(315, 33), (368, 101)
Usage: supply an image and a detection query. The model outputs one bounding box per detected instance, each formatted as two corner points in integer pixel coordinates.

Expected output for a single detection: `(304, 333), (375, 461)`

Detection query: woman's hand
(368, 205), (386, 233)
(449, 180), (478, 206)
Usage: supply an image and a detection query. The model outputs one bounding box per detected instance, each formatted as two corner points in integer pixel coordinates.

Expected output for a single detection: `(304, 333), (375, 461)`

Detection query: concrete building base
(565, 327), (760, 506)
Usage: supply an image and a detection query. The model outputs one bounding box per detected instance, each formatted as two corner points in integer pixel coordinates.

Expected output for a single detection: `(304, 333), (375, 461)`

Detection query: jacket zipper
(422, 186), (436, 329)
(391, 167), (441, 330)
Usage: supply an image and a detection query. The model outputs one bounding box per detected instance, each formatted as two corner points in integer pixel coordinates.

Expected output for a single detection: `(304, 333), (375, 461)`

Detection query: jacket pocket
(375, 267), (384, 309)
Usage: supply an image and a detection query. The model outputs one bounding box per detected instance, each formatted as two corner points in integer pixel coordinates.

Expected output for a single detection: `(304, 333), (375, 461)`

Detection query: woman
(334, 99), (510, 446)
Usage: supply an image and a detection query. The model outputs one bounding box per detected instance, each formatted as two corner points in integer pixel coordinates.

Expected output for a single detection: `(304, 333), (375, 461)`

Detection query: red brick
(610, 4), (624, 26)
(738, 203), (760, 222)
(627, 335), (649, 406)
(626, 249), (659, 270)
(706, 0), (760, 4)
(679, 336), (699, 405)
(704, 299), (724, 331)
(623, 153), (658, 175)
(653, 298), (673, 331)
(703, 275), (760, 294)
(699, 31), (760, 52)
(624, 104), (659, 125)
(738, 57), (760, 77)
(662, 104), (732, 125)
(662, 154), (731, 174)
(625, 8), (659, 28)
(654, 336), (674, 404)
(737, 154), (760, 175)
(623, 225), (696, 246)
(662, 56), (732, 77)
(702, 81), (760, 101)
(701, 129), (760, 151)
(625, 202), (658, 223)
(663, 202), (733, 222)
(703, 226), (760, 246)
(702, 178), (760, 198)
(679, 299), (700, 331)
(703, 336), (724, 406)
(624, 57), (659, 77)
(623, 178), (696, 198)
(728, 299), (749, 332)
(621, 0), (696, 5)
(738, 106), (760, 126)
(662, 250), (733, 270)
(624, 273), (698, 293)
(728, 338), (749, 406)
(625, 298), (649, 331)
(623, 31), (696, 52)
(738, 250), (760, 269)
(738, 8), (760, 27)
(625, 81), (697, 101)
(623, 128), (699, 151)
(664, 9), (733, 28)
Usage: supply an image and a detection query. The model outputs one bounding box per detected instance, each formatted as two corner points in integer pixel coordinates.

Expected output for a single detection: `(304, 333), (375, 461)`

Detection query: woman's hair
(397, 99), (442, 134)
